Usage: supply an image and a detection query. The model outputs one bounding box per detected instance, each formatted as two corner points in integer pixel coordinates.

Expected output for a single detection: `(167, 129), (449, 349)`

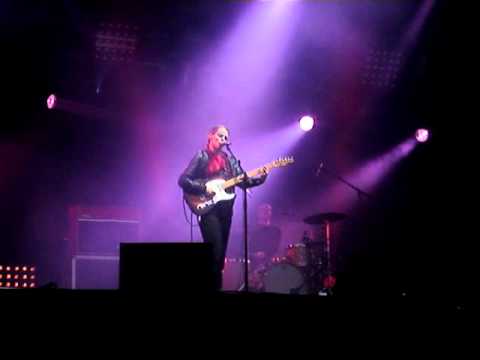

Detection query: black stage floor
(0, 288), (466, 319)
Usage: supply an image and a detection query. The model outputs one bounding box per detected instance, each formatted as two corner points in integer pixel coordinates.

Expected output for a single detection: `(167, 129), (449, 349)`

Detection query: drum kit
(222, 212), (346, 295)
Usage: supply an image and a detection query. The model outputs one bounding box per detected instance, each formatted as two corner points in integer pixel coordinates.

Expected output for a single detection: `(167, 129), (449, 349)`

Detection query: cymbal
(303, 212), (347, 225)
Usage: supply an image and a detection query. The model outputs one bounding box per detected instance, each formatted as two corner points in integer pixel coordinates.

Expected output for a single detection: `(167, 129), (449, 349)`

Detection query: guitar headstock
(271, 156), (294, 168)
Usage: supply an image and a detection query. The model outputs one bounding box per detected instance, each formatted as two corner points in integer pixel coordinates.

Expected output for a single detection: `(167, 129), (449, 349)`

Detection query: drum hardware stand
(303, 213), (347, 296)
(322, 219), (334, 295)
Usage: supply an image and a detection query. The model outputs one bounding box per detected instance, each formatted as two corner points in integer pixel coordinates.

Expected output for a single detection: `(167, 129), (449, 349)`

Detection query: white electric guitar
(183, 156), (294, 216)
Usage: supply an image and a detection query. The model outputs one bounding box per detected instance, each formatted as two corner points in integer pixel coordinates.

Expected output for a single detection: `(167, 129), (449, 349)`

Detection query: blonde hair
(208, 125), (230, 136)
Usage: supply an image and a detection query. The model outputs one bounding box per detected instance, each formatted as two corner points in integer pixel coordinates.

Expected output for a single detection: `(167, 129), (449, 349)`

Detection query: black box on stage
(119, 243), (215, 293)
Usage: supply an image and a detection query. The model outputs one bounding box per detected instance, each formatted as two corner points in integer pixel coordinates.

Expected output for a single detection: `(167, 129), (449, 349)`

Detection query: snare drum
(286, 243), (308, 267)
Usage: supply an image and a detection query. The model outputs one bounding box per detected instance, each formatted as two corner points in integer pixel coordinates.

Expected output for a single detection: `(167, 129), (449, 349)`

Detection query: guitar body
(184, 178), (236, 216)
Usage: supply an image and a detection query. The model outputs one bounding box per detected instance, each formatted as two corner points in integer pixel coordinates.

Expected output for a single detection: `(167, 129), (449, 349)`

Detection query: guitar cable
(182, 198), (199, 243)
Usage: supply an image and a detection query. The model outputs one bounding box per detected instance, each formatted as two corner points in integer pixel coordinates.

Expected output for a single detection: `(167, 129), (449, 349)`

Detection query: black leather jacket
(178, 149), (267, 195)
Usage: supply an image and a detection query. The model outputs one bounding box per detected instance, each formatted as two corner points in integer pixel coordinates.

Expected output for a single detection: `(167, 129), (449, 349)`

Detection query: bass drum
(263, 262), (307, 295)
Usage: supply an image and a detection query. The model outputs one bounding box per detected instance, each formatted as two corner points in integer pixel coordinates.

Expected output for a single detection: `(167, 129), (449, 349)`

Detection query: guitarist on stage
(178, 125), (268, 290)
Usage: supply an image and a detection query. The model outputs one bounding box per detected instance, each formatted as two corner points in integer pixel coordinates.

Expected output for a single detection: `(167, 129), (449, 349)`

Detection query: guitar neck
(223, 166), (268, 190)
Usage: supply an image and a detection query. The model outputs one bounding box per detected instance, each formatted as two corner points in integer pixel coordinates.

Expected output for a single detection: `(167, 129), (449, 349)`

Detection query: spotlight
(47, 94), (57, 109)
(415, 128), (429, 143)
(299, 115), (314, 132)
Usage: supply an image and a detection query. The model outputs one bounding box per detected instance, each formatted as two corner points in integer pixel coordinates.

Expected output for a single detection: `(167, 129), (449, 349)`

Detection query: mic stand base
(226, 145), (250, 293)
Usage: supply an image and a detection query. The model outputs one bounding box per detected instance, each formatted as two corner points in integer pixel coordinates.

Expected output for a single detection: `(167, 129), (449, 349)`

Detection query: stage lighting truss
(361, 49), (403, 89)
(95, 23), (139, 64)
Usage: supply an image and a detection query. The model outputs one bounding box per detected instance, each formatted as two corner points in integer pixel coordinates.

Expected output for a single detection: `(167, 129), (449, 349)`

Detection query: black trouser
(199, 200), (234, 291)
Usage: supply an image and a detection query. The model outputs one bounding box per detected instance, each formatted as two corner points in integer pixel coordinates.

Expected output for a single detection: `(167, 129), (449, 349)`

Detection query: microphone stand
(226, 144), (250, 293)
(317, 163), (372, 200)
(315, 162), (372, 296)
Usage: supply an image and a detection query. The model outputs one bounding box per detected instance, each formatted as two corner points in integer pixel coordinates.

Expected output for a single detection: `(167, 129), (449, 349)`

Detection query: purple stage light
(47, 94), (57, 109)
(415, 128), (429, 143)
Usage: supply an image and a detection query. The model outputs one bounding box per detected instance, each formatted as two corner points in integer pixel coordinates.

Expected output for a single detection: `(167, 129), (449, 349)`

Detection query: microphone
(218, 133), (230, 146)
(315, 162), (325, 177)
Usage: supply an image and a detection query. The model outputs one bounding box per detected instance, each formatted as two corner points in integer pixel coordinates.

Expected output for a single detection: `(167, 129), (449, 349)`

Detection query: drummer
(250, 203), (282, 263)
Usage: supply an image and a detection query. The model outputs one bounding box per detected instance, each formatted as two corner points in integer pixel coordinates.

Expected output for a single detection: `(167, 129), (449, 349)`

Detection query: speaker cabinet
(71, 255), (119, 289)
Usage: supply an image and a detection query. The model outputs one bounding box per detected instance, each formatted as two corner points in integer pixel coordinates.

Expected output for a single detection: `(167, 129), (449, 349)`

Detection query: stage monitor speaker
(119, 243), (215, 293)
